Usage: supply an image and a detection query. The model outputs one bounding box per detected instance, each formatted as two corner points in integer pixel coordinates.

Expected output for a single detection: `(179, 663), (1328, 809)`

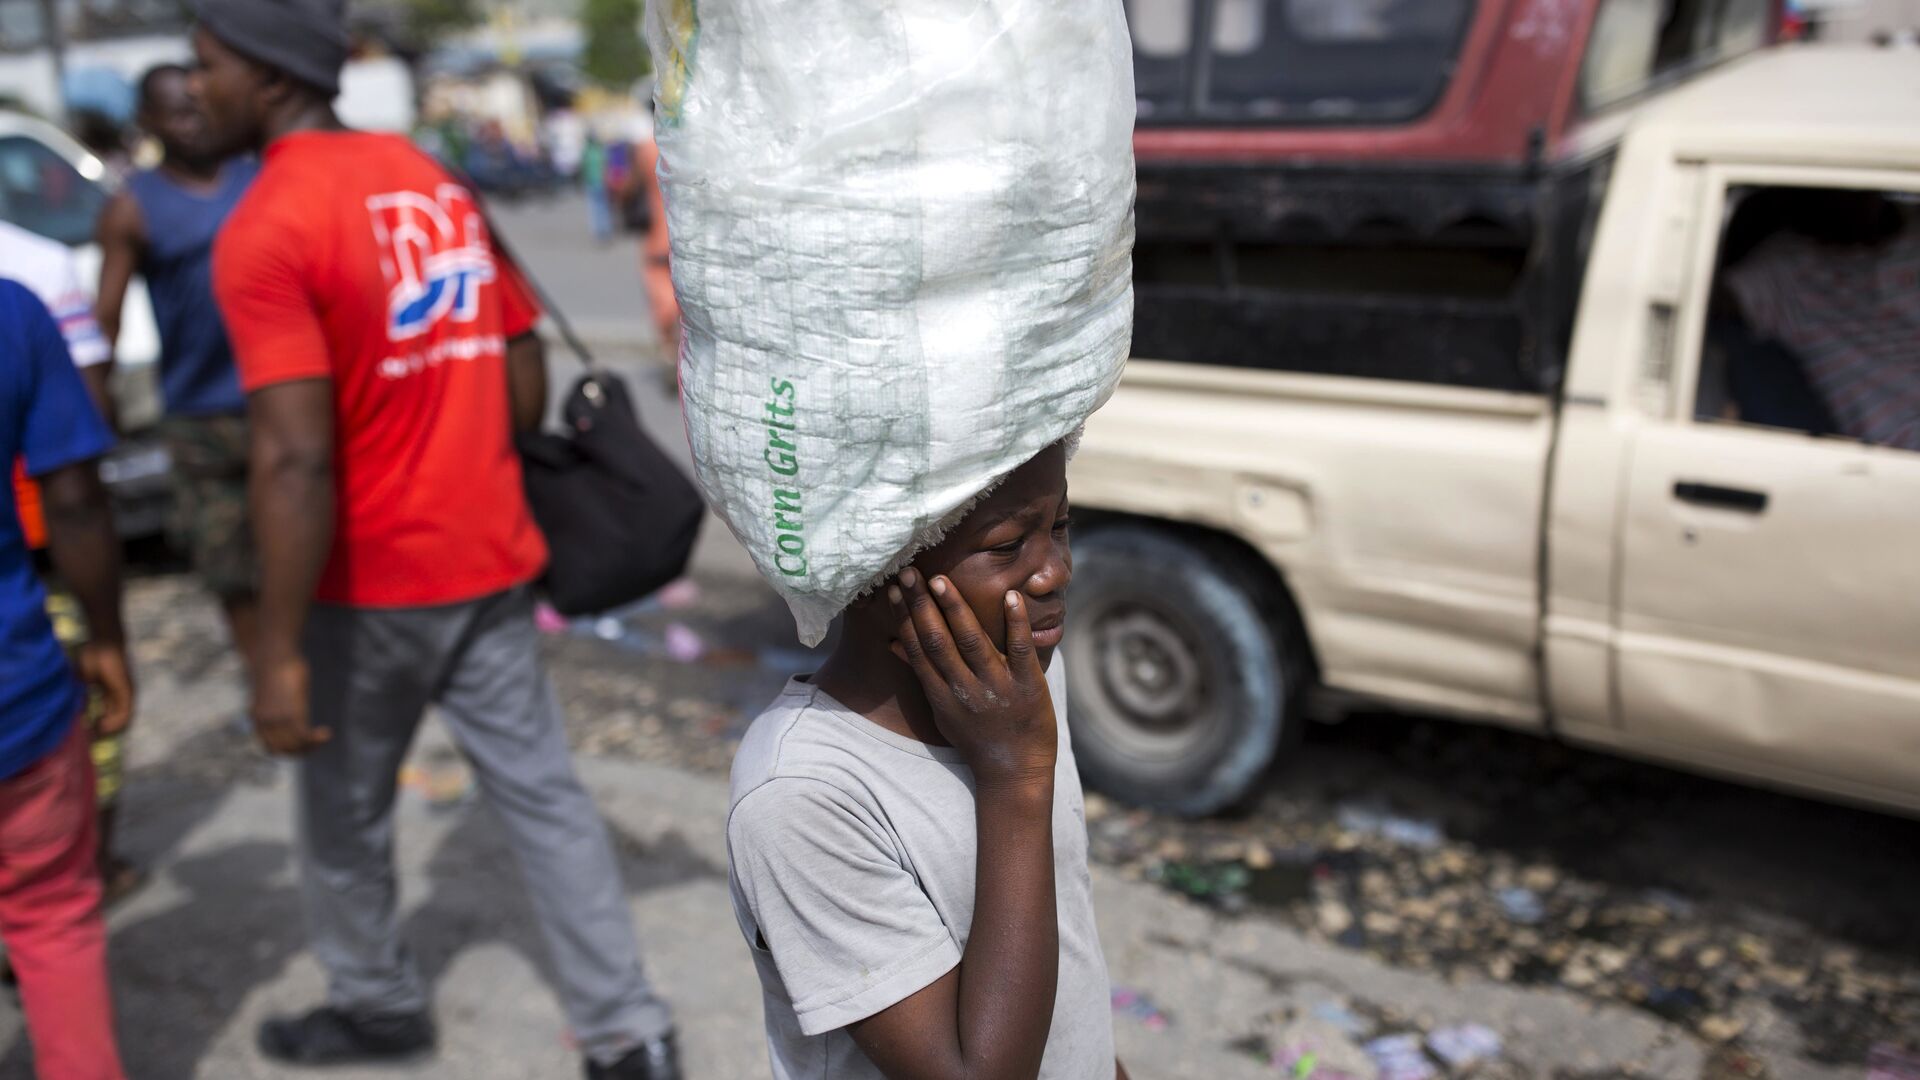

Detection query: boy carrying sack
(730, 441), (1125, 1079)
(646, 0), (1136, 1075)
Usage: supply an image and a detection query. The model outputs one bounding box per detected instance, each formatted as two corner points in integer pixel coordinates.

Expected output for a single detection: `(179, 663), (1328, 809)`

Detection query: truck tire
(1064, 525), (1302, 817)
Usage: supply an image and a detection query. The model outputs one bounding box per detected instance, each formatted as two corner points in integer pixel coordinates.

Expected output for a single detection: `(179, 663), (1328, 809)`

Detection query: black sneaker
(257, 1006), (436, 1065)
(585, 1030), (682, 1080)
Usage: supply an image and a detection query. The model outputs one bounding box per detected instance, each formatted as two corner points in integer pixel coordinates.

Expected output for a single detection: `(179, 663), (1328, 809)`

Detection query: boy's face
(905, 443), (1073, 670)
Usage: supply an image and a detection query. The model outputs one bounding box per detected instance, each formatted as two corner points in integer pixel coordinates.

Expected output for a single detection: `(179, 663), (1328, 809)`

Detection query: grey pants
(297, 586), (672, 1060)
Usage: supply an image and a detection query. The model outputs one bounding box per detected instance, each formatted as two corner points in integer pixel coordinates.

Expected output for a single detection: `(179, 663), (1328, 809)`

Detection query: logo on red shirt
(366, 184), (496, 343)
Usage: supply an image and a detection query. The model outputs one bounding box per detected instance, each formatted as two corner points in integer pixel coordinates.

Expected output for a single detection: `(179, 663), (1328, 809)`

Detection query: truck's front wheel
(1065, 525), (1301, 817)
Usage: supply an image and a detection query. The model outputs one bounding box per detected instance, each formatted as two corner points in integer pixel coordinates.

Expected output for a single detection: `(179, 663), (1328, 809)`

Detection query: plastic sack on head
(645, 0), (1137, 646)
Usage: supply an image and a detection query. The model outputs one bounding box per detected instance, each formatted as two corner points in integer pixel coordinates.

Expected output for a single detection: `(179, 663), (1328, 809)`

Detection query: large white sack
(646, 0), (1136, 645)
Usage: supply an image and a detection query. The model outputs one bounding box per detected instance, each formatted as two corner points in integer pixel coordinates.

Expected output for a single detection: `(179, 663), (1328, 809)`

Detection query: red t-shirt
(213, 130), (547, 607)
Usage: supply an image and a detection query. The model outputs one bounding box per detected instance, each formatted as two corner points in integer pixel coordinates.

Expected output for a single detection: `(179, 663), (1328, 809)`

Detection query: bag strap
(487, 215), (601, 375)
(431, 149), (601, 374)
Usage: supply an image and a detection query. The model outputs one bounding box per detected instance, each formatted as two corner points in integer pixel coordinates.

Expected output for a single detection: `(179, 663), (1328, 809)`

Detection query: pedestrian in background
(92, 61), (259, 896)
(190, 2), (682, 1075)
(631, 135), (680, 362)
(582, 131), (613, 244)
(0, 278), (133, 1080)
(95, 64), (259, 659)
(0, 218), (141, 907)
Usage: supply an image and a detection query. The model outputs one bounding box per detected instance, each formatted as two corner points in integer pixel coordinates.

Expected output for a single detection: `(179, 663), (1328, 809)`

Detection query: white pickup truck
(1067, 47), (1920, 817)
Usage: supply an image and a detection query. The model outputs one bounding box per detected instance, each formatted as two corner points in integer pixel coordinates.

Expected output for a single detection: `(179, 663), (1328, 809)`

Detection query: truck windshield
(1579, 0), (1773, 112)
(1128, 0), (1477, 123)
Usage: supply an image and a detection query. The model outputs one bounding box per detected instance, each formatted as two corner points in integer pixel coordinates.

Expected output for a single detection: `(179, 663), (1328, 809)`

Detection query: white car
(1, 109), (172, 537)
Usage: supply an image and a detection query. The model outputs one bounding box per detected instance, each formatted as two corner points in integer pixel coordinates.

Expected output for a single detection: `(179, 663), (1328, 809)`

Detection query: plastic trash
(1271, 1045), (1362, 1080)
(663, 622), (706, 663)
(1869, 1044), (1920, 1080)
(534, 601), (569, 635)
(1643, 888), (1696, 917)
(1309, 1000), (1372, 1039)
(1336, 803), (1445, 850)
(1268, 1017), (1373, 1078)
(1110, 987), (1169, 1032)
(1363, 1033), (1437, 1080)
(399, 760), (474, 812)
(1427, 1024), (1502, 1069)
(646, 0), (1137, 644)
(1496, 886), (1545, 924)
(1155, 860), (1253, 911)
(656, 578), (702, 610)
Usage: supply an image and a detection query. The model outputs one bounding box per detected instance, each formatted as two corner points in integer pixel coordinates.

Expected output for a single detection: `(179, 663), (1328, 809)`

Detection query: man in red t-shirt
(191, 4), (679, 1076)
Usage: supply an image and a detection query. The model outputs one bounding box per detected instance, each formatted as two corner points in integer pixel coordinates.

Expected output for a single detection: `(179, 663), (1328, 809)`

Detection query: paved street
(0, 568), (1808, 1080)
(0, 198), (1911, 1078)
(493, 192), (663, 357)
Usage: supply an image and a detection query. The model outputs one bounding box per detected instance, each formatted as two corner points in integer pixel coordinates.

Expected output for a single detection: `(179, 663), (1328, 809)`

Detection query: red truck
(1125, 0), (1786, 394)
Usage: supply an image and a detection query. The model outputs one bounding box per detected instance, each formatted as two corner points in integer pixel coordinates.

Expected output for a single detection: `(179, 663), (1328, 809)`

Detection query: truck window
(1579, 0), (1773, 112)
(1127, 0), (1195, 119)
(0, 135), (109, 248)
(1125, 0), (1477, 123)
(0, 0), (46, 41)
(1697, 185), (1920, 453)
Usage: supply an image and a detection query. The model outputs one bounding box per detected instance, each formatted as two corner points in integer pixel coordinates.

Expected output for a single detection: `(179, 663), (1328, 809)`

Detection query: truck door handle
(1673, 481), (1768, 513)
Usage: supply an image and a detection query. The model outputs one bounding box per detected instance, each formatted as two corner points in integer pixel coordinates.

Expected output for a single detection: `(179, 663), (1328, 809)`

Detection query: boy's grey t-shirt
(726, 658), (1115, 1079)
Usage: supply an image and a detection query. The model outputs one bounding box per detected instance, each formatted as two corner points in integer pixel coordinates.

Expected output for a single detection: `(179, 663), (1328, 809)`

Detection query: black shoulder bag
(500, 243), (704, 616)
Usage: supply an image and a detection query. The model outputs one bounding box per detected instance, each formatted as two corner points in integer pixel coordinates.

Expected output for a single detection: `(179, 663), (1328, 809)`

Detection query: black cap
(196, 0), (351, 97)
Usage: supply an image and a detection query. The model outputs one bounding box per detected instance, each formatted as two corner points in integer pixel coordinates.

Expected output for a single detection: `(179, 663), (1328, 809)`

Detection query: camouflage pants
(159, 414), (257, 602)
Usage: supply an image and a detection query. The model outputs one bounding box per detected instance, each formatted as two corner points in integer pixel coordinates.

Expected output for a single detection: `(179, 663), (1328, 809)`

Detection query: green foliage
(390, 0), (482, 48)
(581, 0), (650, 88)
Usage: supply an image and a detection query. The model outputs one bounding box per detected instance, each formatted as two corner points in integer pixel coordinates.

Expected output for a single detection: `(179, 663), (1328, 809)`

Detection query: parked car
(1069, 43), (1920, 818)
(0, 109), (171, 539)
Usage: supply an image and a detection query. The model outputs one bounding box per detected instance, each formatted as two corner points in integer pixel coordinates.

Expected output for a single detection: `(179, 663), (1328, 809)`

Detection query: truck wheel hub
(1095, 610), (1202, 728)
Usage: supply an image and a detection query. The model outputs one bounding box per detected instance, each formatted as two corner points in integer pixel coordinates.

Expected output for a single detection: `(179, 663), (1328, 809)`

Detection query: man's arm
(84, 190), (147, 428)
(94, 190), (145, 352)
(78, 366), (115, 429)
(40, 459), (133, 734)
(506, 330), (547, 432)
(211, 204), (338, 756)
(846, 573), (1060, 1080)
(246, 379), (335, 754)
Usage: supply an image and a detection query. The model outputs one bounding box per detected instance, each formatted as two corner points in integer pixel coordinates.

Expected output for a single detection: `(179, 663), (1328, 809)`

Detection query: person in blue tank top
(94, 64), (258, 899)
(95, 63), (259, 665)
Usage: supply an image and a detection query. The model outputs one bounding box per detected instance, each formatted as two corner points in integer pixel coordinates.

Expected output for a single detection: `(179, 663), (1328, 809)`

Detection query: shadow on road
(1281, 712), (1920, 961)
(405, 799), (724, 1005)
(1208, 710), (1920, 1060)
(0, 753), (725, 1078)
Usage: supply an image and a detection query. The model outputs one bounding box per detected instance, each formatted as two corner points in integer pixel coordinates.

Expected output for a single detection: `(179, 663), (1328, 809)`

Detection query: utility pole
(37, 0), (69, 123)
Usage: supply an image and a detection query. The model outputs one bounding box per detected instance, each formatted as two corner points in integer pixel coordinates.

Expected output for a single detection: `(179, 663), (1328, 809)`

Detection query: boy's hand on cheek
(889, 568), (1057, 788)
